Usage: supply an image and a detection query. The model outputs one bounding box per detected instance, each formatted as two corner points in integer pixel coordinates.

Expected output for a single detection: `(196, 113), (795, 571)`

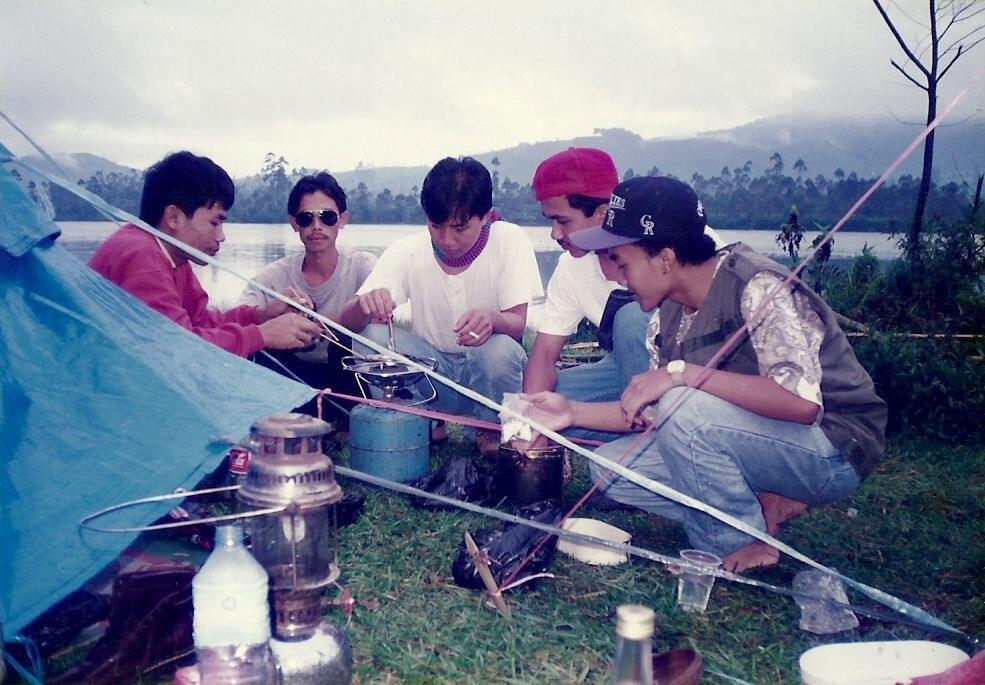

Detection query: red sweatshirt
(89, 225), (265, 357)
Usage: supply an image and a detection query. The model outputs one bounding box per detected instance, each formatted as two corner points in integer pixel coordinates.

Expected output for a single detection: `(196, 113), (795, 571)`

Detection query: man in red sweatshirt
(90, 151), (320, 357)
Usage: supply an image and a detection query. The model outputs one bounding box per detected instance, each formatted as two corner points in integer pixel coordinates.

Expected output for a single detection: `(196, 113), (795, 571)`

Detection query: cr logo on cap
(640, 214), (655, 235)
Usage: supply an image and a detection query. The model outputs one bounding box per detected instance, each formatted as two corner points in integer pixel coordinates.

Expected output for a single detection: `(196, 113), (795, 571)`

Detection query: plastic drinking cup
(676, 549), (722, 613)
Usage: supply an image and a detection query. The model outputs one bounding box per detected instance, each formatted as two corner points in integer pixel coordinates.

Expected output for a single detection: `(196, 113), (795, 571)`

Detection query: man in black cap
(520, 176), (887, 572)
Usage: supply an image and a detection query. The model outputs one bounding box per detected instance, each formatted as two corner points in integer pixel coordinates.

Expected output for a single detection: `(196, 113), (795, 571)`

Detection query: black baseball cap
(569, 176), (707, 251)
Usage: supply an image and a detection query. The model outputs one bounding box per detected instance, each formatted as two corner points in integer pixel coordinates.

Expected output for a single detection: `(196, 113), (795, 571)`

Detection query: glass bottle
(611, 604), (655, 685)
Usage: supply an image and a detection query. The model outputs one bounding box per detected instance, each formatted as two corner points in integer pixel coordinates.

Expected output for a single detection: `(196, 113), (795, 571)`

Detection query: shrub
(852, 333), (985, 443)
(831, 212), (985, 443)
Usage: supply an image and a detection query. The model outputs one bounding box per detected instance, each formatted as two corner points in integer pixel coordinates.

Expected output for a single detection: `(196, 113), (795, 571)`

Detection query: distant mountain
(328, 116), (985, 195)
(333, 164), (430, 197)
(17, 114), (984, 197)
(694, 115), (985, 180)
(15, 152), (139, 183)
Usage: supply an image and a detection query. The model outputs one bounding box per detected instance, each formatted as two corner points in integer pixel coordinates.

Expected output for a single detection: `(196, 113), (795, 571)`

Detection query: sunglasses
(294, 209), (339, 228)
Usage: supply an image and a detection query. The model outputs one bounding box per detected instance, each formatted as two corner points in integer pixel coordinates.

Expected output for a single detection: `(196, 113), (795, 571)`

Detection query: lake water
(56, 222), (900, 322)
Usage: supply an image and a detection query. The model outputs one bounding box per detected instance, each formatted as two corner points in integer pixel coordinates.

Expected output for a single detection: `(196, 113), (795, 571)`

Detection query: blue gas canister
(348, 405), (430, 482)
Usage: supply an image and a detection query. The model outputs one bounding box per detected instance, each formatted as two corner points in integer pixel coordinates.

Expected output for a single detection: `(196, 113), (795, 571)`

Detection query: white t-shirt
(537, 226), (728, 337)
(357, 220), (544, 352)
(538, 252), (616, 336)
(238, 249), (377, 315)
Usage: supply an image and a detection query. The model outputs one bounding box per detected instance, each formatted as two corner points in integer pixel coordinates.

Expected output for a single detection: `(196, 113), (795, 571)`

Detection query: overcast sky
(2, 1), (983, 177)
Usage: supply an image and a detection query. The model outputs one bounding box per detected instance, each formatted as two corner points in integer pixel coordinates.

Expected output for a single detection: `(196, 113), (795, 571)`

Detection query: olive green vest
(656, 244), (887, 478)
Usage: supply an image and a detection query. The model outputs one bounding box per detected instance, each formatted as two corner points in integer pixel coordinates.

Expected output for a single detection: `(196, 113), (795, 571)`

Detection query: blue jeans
(556, 302), (651, 443)
(358, 324), (526, 425)
(588, 387), (861, 556)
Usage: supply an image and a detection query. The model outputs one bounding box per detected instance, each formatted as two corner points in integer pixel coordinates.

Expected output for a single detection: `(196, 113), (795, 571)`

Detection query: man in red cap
(526, 148), (728, 446)
(524, 149), (651, 426)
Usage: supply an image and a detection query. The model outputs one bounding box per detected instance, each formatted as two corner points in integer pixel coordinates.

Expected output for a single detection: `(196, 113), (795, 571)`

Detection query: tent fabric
(0, 152), (316, 635)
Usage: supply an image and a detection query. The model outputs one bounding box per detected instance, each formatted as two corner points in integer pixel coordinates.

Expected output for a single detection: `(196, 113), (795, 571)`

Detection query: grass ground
(322, 431), (984, 685)
(24, 432), (983, 685)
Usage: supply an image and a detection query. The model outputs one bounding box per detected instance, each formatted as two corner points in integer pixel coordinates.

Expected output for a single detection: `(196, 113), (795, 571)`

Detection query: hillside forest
(39, 151), (976, 231)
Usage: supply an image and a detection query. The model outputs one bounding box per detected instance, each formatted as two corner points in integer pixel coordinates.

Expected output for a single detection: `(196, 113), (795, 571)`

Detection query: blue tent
(0, 145), (315, 637)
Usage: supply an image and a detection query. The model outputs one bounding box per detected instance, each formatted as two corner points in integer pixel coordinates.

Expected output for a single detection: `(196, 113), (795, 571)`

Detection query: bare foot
(721, 494), (808, 573)
(723, 541), (780, 573)
(758, 492), (809, 536)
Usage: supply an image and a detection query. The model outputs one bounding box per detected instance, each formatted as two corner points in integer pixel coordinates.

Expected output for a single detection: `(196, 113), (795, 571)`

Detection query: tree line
(46, 151), (976, 232)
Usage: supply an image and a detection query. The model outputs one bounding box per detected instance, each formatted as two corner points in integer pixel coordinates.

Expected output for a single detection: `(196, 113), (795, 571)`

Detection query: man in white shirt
(354, 157), (543, 455)
(523, 149), (653, 444)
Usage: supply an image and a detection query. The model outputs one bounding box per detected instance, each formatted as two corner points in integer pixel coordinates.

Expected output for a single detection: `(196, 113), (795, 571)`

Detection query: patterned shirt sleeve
(645, 308), (661, 370)
(740, 271), (825, 412)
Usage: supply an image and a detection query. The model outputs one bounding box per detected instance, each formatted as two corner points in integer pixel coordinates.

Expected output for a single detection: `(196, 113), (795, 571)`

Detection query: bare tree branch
(939, 33), (985, 78)
(889, 0), (926, 29)
(938, 44), (964, 78)
(873, 0), (985, 268)
(965, 33), (985, 48)
(940, 1), (985, 42)
(953, 2), (985, 22)
(892, 59), (929, 89)
(946, 22), (985, 46)
(874, 0), (933, 78)
(938, 4), (961, 40)
(941, 16), (985, 51)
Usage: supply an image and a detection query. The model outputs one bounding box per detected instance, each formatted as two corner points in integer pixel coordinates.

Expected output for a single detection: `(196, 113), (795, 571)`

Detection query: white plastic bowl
(799, 640), (969, 685)
(556, 517), (631, 566)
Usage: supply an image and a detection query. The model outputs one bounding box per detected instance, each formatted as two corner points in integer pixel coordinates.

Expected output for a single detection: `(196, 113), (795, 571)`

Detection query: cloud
(3, 0), (982, 176)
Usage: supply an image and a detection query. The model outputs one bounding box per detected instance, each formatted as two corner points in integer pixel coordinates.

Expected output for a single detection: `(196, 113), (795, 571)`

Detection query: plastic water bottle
(193, 525), (276, 685)
(611, 604), (655, 685)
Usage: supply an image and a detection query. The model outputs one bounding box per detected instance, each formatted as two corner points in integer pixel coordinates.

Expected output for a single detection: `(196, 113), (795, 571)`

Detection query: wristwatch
(667, 359), (687, 387)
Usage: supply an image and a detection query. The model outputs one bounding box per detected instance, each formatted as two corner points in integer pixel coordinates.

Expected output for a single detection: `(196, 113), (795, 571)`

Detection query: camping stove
(341, 353), (438, 406)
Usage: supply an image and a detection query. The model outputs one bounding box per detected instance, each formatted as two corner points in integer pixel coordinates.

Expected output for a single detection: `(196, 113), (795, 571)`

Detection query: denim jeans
(357, 323), (526, 425)
(588, 387), (861, 556)
(556, 302), (651, 443)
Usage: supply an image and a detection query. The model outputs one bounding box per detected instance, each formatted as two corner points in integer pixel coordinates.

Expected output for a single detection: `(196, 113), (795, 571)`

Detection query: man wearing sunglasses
(89, 151), (322, 357)
(239, 172), (377, 424)
(353, 157), (543, 456)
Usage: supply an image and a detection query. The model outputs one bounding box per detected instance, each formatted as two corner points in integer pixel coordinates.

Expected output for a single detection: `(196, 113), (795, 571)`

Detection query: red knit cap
(533, 147), (618, 201)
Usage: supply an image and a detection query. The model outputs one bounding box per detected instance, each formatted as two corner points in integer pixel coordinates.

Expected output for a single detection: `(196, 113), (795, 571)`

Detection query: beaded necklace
(431, 220), (492, 268)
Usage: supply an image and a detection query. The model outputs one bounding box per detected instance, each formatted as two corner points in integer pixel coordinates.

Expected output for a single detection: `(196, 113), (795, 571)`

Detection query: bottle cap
(214, 524), (243, 547)
(615, 604), (655, 640)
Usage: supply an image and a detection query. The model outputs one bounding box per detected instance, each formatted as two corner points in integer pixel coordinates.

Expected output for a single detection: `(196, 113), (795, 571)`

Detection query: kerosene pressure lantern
(237, 413), (352, 684)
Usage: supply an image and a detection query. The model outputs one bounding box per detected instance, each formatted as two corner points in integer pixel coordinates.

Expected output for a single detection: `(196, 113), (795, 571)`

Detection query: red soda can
(226, 447), (251, 489)
(228, 447), (250, 483)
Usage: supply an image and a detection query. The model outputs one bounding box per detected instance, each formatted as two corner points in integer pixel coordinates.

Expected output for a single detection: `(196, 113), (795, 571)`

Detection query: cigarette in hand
(468, 331), (480, 340)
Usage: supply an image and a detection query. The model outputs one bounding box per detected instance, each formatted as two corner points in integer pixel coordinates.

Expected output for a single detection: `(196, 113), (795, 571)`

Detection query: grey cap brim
(569, 226), (641, 251)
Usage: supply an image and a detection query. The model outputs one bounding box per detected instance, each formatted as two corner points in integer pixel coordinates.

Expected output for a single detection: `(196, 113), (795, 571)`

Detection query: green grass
(29, 433), (983, 685)
(320, 432), (985, 685)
